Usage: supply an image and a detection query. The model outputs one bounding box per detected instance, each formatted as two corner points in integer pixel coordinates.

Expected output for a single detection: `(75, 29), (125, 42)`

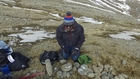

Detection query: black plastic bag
(39, 51), (59, 65)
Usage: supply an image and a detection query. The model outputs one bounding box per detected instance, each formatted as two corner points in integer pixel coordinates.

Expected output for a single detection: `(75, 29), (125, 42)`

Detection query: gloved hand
(63, 47), (69, 53)
(72, 47), (79, 55)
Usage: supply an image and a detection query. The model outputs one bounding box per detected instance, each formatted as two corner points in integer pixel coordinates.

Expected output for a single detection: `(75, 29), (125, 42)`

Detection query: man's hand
(63, 47), (69, 53)
(72, 47), (79, 55)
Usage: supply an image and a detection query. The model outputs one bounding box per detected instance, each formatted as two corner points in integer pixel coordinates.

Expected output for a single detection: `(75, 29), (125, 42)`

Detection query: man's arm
(56, 27), (64, 49)
(76, 26), (85, 49)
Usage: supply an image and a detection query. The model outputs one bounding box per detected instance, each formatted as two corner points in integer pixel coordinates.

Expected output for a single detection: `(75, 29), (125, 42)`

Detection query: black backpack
(39, 51), (59, 65)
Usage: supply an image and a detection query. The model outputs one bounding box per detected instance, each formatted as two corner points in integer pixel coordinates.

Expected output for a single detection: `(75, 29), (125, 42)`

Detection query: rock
(61, 62), (72, 72)
(111, 70), (117, 76)
(53, 67), (58, 72)
(66, 72), (70, 78)
(101, 71), (107, 76)
(97, 62), (102, 67)
(108, 72), (113, 79)
(78, 68), (84, 75)
(122, 74), (129, 79)
(81, 64), (88, 70)
(101, 75), (109, 79)
(104, 65), (110, 72)
(114, 76), (119, 79)
(72, 66), (77, 72)
(94, 72), (102, 77)
(73, 62), (80, 68)
(87, 72), (95, 78)
(84, 68), (93, 75)
(109, 66), (113, 71)
(121, 60), (127, 66)
(45, 59), (53, 76)
(57, 70), (63, 77)
(118, 74), (125, 79)
(93, 65), (99, 72)
(94, 75), (101, 79)
(59, 59), (67, 64)
(62, 71), (67, 78)
(98, 65), (103, 72)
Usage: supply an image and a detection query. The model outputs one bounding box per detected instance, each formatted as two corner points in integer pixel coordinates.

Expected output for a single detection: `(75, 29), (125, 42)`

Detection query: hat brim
(63, 20), (75, 26)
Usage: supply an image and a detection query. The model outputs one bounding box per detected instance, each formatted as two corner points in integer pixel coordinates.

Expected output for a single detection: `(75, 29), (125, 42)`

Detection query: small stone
(101, 71), (107, 76)
(87, 72), (95, 78)
(122, 74), (129, 79)
(98, 66), (103, 73)
(93, 65), (99, 72)
(62, 71), (67, 78)
(72, 66), (77, 72)
(59, 59), (67, 64)
(57, 70), (63, 77)
(104, 65), (110, 72)
(94, 75), (101, 79)
(121, 60), (127, 66)
(118, 74), (125, 79)
(114, 76), (119, 79)
(109, 66), (113, 71)
(111, 70), (117, 76)
(53, 67), (58, 72)
(94, 72), (102, 77)
(108, 72), (113, 79)
(97, 62), (102, 67)
(101, 75), (109, 79)
(61, 62), (72, 72)
(73, 62), (80, 68)
(78, 68), (84, 75)
(81, 64), (88, 70)
(66, 72), (70, 78)
(84, 68), (93, 75)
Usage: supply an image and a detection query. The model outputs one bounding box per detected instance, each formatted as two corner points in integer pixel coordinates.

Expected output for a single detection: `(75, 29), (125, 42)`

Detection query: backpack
(39, 51), (59, 65)
(0, 41), (13, 71)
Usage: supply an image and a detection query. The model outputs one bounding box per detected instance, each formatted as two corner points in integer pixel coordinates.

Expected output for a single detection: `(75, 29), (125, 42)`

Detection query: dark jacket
(56, 21), (85, 49)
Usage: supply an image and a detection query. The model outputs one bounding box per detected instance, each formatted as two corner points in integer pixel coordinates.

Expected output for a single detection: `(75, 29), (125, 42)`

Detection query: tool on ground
(18, 71), (44, 79)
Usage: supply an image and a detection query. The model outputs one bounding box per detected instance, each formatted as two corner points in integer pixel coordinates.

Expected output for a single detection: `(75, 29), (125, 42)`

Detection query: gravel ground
(0, 0), (140, 79)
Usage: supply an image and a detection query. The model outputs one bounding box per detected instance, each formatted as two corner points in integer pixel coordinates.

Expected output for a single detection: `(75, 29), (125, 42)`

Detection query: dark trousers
(62, 46), (80, 61)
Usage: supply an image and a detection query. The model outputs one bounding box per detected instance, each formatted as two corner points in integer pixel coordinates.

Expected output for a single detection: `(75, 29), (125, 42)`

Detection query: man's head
(63, 11), (75, 26)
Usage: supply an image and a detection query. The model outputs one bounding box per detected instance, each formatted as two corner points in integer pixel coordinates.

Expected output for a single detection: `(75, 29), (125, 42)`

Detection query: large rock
(61, 62), (72, 72)
(45, 59), (53, 76)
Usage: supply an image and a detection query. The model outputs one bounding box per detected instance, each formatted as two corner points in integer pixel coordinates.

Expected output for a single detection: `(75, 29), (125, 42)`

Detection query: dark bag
(8, 52), (30, 71)
(39, 51), (59, 65)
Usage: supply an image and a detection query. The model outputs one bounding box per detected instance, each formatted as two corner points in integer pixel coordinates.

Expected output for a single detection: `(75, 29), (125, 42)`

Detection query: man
(56, 11), (85, 62)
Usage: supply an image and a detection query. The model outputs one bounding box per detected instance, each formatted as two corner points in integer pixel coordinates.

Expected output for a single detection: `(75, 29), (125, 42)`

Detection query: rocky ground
(0, 0), (140, 79)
